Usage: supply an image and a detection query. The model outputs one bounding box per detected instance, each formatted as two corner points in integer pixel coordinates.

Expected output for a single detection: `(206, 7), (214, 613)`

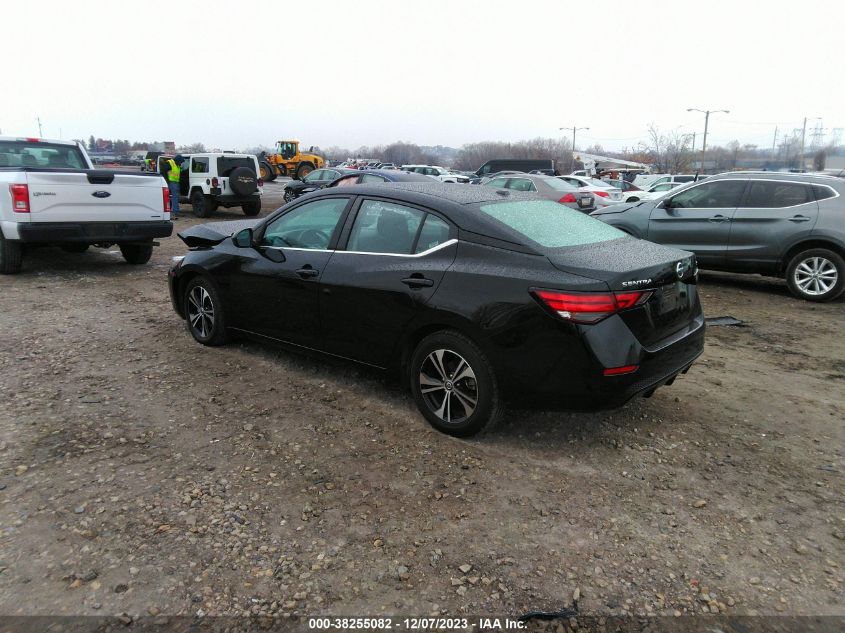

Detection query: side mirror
(232, 228), (253, 248)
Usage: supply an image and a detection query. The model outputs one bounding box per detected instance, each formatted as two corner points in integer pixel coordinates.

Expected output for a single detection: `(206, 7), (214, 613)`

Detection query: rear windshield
(478, 200), (625, 248)
(217, 157), (256, 176)
(0, 141), (87, 169)
(543, 178), (578, 191)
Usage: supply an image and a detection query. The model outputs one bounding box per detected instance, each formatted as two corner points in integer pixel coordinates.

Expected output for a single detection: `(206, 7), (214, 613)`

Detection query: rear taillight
(593, 191), (609, 197)
(162, 186), (171, 213)
(211, 177), (219, 188)
(559, 193), (577, 203)
(603, 365), (639, 376)
(9, 184), (30, 213)
(532, 289), (652, 324)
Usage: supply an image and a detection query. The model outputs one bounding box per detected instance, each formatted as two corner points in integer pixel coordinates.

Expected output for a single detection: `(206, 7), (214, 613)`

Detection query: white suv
(159, 152), (263, 218)
(401, 165), (470, 183)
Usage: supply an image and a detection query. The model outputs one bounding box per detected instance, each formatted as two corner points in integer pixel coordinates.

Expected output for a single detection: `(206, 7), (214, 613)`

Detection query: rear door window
(812, 185), (837, 201)
(191, 157), (209, 173)
(667, 181), (746, 209)
(743, 181), (814, 208)
(507, 178), (537, 192)
(347, 200), (425, 254)
(414, 214), (452, 253)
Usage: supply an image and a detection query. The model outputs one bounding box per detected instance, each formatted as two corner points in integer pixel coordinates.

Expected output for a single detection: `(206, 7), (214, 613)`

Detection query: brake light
(25, 137), (41, 143)
(9, 184), (30, 213)
(559, 193), (577, 203)
(593, 191), (609, 197)
(603, 365), (639, 376)
(211, 177), (219, 188)
(162, 186), (171, 214)
(532, 289), (652, 324)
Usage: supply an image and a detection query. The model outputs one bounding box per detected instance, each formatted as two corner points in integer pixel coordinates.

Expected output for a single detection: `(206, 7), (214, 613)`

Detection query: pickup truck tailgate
(26, 171), (167, 222)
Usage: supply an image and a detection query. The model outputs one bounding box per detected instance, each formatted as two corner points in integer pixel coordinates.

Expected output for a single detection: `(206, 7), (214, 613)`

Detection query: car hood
(177, 219), (262, 247)
(546, 236), (696, 291)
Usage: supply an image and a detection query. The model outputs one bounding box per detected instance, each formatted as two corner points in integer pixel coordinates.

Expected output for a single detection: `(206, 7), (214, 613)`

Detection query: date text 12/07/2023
(307, 617), (527, 629)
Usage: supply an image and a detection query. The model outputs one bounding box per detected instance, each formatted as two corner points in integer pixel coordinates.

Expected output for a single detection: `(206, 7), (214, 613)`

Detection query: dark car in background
(469, 159), (555, 183)
(326, 169), (433, 187)
(483, 173), (596, 212)
(169, 183), (704, 437)
(592, 172), (845, 301)
(283, 168), (356, 202)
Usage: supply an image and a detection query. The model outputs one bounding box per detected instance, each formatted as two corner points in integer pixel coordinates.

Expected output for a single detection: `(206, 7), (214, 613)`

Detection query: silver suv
(592, 172), (845, 301)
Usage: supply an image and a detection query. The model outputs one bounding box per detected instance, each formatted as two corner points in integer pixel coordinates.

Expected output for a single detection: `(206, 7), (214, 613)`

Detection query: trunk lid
(547, 237), (700, 346)
(26, 170), (166, 222)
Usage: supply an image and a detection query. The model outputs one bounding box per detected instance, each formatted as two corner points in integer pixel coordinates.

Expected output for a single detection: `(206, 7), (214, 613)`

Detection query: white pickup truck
(0, 136), (173, 274)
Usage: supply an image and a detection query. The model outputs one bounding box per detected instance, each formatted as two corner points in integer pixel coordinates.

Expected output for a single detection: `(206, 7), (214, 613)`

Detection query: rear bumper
(16, 221), (173, 244)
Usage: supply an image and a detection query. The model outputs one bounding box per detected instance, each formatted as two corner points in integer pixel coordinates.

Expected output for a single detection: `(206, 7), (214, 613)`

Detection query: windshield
(478, 200), (625, 248)
(0, 141), (87, 169)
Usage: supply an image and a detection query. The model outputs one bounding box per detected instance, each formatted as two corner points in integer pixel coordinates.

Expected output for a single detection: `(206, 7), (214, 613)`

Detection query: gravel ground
(0, 182), (843, 625)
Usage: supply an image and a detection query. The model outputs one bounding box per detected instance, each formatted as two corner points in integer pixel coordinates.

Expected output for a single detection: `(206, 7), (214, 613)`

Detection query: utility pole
(559, 125), (589, 172)
(36, 116), (43, 137)
(799, 117), (822, 172)
(771, 126), (778, 159)
(687, 108), (729, 172)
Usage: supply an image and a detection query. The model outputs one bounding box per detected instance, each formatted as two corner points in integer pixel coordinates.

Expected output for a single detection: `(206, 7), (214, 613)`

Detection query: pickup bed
(0, 137), (172, 274)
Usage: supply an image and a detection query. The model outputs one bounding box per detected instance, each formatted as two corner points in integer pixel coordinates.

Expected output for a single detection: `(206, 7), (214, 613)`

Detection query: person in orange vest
(160, 155), (183, 219)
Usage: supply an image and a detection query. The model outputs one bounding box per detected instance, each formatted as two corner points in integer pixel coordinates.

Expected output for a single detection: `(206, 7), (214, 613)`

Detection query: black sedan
(169, 183), (705, 437)
(282, 168), (356, 203)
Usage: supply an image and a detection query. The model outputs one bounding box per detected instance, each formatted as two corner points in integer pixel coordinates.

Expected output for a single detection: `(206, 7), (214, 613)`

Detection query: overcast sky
(4, 0), (843, 154)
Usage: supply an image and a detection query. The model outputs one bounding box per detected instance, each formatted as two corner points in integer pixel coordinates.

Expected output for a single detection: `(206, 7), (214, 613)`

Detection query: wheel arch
(395, 314), (494, 386)
(780, 239), (845, 274)
(173, 266), (218, 318)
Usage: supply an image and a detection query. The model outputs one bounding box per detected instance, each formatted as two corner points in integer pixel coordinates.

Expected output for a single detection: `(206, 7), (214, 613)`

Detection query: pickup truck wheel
(61, 244), (89, 253)
(786, 248), (845, 302)
(0, 234), (23, 274)
(242, 199), (262, 216)
(191, 190), (216, 218)
(119, 243), (153, 265)
(184, 277), (227, 346)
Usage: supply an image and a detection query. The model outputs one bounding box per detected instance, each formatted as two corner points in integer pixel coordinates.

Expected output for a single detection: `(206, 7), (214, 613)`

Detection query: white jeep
(158, 152), (263, 218)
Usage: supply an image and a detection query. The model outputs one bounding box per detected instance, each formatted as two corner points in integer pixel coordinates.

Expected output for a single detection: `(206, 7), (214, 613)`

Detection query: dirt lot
(1, 182), (843, 624)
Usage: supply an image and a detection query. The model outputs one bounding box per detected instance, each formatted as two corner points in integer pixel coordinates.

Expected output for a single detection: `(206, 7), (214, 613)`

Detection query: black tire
(409, 330), (503, 437)
(119, 243), (153, 265)
(242, 199), (261, 216)
(295, 163), (314, 180)
(228, 167), (258, 196)
(260, 162), (277, 182)
(785, 248), (845, 302)
(61, 243), (89, 253)
(183, 276), (228, 346)
(191, 190), (217, 218)
(0, 234), (23, 274)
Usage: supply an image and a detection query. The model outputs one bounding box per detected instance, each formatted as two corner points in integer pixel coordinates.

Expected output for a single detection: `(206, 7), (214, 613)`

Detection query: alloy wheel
(793, 256), (838, 296)
(418, 349), (478, 424)
(187, 286), (215, 339)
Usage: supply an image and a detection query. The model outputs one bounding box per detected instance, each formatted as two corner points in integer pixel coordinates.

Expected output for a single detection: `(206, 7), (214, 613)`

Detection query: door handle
(401, 276), (434, 288)
(296, 266), (319, 278)
(789, 215), (812, 223)
(708, 215), (731, 223)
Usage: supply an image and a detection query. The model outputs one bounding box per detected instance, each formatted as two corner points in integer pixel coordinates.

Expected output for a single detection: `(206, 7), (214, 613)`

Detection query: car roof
(353, 169), (433, 182)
